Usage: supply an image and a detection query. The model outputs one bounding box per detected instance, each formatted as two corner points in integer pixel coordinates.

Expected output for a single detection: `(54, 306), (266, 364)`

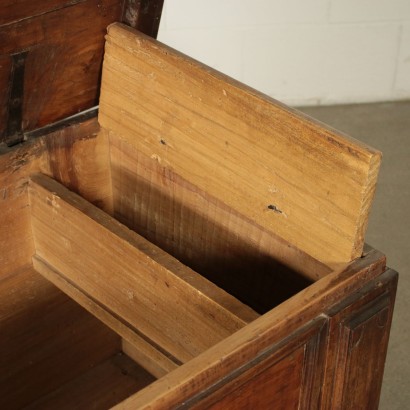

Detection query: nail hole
(267, 204), (282, 214)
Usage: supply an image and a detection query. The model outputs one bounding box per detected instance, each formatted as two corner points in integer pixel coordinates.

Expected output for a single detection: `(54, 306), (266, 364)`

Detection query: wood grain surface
(29, 174), (258, 366)
(0, 264), (121, 410)
(109, 131), (331, 315)
(110, 248), (386, 409)
(0, 118), (111, 277)
(32, 256), (179, 378)
(99, 23), (381, 268)
(0, 0), (164, 143)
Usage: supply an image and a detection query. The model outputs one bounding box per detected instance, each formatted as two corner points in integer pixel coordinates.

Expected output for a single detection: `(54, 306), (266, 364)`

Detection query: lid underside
(0, 0), (164, 146)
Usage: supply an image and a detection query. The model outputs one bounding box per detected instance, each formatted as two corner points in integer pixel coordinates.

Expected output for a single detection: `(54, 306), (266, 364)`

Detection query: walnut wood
(0, 0), (121, 141)
(0, 129), (397, 410)
(111, 249), (388, 409)
(0, 0), (164, 143)
(187, 317), (328, 410)
(122, 0), (164, 37)
(0, 1), (86, 26)
(29, 174), (258, 364)
(322, 268), (398, 409)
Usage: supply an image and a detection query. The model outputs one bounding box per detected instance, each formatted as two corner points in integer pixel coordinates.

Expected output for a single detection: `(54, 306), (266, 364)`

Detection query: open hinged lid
(98, 23), (382, 269)
(0, 0), (164, 146)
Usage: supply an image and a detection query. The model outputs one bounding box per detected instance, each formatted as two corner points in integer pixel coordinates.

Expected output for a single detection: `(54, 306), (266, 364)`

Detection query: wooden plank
(0, 0), (123, 141)
(122, 0), (164, 37)
(187, 317), (328, 410)
(0, 139), (48, 276)
(109, 249), (386, 409)
(33, 256), (178, 378)
(109, 133), (330, 314)
(0, 118), (111, 277)
(321, 269), (398, 409)
(201, 346), (306, 410)
(0, 0), (165, 142)
(122, 338), (171, 378)
(42, 119), (114, 215)
(29, 174), (258, 365)
(0, 0), (85, 26)
(99, 23), (382, 267)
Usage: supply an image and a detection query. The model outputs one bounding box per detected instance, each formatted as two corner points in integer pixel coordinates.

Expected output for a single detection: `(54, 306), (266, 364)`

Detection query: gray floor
(299, 101), (410, 410)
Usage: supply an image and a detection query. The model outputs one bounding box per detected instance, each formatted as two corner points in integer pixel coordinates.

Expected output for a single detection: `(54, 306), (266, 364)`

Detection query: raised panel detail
(325, 269), (398, 409)
(340, 296), (392, 409)
(203, 346), (305, 410)
(184, 316), (328, 410)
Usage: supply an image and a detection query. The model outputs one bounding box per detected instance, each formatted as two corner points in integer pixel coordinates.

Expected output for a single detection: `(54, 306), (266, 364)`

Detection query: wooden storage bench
(1, 15), (397, 410)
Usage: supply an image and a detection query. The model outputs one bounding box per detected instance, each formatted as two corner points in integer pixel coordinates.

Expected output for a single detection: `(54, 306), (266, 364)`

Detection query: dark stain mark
(97, 0), (108, 17)
(160, 139), (166, 145)
(6, 51), (29, 146)
(91, 199), (105, 209)
(122, 0), (164, 37)
(25, 107), (98, 140)
(45, 130), (79, 191)
(267, 204), (283, 214)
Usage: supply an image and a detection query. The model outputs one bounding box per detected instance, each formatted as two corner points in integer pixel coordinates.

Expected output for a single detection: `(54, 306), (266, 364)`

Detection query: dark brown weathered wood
(122, 0), (164, 37)
(0, 0), (165, 144)
(322, 268), (398, 409)
(0, 0), (123, 142)
(0, 1), (86, 26)
(186, 317), (328, 410)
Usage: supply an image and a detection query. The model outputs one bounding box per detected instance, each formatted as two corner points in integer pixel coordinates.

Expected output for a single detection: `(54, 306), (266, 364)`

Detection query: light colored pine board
(0, 141), (47, 276)
(0, 118), (112, 277)
(42, 121), (114, 215)
(33, 256), (178, 378)
(122, 338), (168, 378)
(109, 133), (331, 286)
(99, 23), (381, 267)
(109, 133), (330, 314)
(29, 174), (258, 366)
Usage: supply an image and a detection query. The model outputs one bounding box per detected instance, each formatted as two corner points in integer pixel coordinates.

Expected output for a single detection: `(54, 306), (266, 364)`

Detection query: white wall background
(158, 0), (410, 106)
